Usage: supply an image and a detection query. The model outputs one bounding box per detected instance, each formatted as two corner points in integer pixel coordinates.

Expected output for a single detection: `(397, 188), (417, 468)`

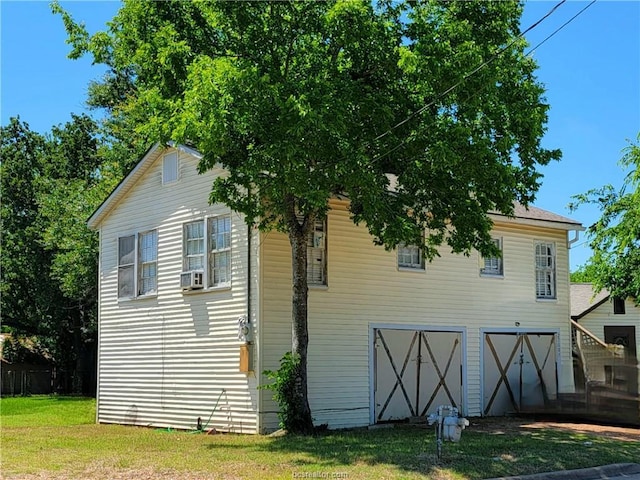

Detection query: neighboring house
(570, 283), (639, 395)
(88, 144), (584, 433)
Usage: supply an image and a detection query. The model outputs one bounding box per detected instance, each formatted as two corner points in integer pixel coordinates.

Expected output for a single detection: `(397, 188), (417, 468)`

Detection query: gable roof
(570, 283), (610, 320)
(87, 142), (202, 230)
(489, 203), (583, 231)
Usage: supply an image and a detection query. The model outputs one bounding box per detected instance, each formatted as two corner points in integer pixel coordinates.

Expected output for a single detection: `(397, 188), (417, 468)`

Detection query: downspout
(567, 230), (580, 249)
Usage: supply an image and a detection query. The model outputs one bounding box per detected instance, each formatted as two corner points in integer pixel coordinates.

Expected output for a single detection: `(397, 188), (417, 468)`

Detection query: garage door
(483, 332), (558, 416)
(374, 328), (463, 422)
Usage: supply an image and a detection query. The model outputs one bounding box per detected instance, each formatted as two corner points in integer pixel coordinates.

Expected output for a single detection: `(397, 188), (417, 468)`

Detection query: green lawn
(1, 396), (638, 479)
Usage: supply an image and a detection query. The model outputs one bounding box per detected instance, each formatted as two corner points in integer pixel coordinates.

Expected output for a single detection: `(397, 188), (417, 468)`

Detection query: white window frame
(535, 241), (556, 300)
(208, 215), (232, 288)
(398, 243), (425, 270)
(480, 237), (503, 277)
(182, 214), (232, 291)
(162, 151), (179, 185)
(117, 235), (136, 299)
(117, 230), (158, 299)
(138, 230), (158, 296)
(307, 218), (327, 286)
(184, 220), (206, 272)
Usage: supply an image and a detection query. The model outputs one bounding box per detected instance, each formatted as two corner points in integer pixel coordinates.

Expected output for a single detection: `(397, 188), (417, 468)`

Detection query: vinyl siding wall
(259, 199), (574, 431)
(96, 147), (259, 433)
(579, 299), (640, 362)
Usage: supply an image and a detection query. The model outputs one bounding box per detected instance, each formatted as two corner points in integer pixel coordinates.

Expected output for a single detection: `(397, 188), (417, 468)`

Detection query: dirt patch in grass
(469, 416), (640, 443)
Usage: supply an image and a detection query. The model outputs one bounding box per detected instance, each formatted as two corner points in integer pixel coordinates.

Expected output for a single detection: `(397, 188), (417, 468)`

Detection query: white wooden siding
(579, 299), (640, 361)
(97, 147), (258, 433)
(259, 199), (575, 431)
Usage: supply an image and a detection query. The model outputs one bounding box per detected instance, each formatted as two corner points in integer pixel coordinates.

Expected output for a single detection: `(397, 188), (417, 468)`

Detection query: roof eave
(87, 142), (162, 230)
(571, 295), (611, 320)
(488, 213), (584, 232)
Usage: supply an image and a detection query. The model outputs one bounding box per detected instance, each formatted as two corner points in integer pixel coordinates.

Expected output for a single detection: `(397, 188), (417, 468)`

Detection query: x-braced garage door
(374, 329), (463, 422)
(483, 332), (558, 416)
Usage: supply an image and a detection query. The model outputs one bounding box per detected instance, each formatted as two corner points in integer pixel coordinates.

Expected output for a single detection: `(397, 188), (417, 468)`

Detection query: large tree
(570, 135), (640, 303)
(57, 0), (559, 432)
(1, 115), (111, 394)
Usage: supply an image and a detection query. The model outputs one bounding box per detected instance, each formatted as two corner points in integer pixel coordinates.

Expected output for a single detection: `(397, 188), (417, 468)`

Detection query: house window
(184, 221), (205, 271)
(138, 230), (158, 295)
(481, 238), (503, 276)
(307, 218), (327, 285)
(183, 215), (232, 289)
(535, 241), (556, 299)
(398, 243), (424, 270)
(162, 151), (179, 185)
(613, 297), (626, 315)
(209, 215), (231, 287)
(118, 230), (158, 299)
(118, 235), (135, 298)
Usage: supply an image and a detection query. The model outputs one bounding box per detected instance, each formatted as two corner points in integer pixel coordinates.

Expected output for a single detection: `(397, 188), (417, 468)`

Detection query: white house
(88, 144), (584, 433)
(570, 283), (639, 396)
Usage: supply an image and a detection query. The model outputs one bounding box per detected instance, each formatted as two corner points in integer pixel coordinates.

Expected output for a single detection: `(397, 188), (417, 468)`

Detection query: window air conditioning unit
(181, 271), (204, 290)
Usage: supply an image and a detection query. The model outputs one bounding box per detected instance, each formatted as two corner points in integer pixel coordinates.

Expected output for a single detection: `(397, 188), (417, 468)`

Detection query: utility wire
(370, 0), (597, 166)
(525, 0), (597, 56)
(374, 0), (567, 144)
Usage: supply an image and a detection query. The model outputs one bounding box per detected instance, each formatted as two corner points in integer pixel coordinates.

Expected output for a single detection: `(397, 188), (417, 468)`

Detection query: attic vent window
(613, 297), (626, 315)
(163, 152), (179, 185)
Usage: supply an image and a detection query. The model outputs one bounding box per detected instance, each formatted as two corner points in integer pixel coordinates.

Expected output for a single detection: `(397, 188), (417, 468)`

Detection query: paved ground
(486, 463), (640, 480)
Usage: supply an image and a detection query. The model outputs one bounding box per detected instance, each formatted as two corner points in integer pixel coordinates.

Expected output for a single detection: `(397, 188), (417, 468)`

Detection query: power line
(525, 0), (597, 56)
(370, 0), (597, 166)
(374, 0), (567, 144)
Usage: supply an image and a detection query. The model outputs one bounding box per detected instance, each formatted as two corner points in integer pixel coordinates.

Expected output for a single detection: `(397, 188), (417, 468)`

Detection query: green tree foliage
(570, 263), (599, 284)
(57, 0), (560, 431)
(1, 116), (112, 393)
(570, 135), (640, 303)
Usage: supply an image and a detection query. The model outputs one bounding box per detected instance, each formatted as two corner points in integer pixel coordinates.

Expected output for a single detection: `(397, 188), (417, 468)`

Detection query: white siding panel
(97, 148), (258, 433)
(260, 199), (575, 430)
(578, 299), (640, 389)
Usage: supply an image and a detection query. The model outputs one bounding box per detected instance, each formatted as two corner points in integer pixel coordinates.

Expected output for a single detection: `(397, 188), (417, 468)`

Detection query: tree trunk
(288, 219), (315, 434)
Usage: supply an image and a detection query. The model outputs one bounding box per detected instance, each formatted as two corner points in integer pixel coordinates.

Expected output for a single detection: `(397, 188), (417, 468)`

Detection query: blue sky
(2, 1), (639, 271)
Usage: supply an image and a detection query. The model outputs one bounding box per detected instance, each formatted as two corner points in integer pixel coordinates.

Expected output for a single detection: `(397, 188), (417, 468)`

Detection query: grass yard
(1, 396), (638, 480)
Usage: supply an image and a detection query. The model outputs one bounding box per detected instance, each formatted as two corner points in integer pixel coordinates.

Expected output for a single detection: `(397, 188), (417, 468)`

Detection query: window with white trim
(182, 215), (232, 289)
(209, 215), (231, 287)
(307, 218), (327, 285)
(117, 230), (158, 299)
(138, 230), (158, 295)
(481, 238), (503, 276)
(184, 221), (205, 271)
(118, 235), (135, 298)
(162, 151), (179, 185)
(535, 241), (556, 299)
(398, 243), (424, 270)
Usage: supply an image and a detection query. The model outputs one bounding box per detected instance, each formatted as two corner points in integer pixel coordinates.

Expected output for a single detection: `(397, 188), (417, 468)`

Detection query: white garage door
(483, 332), (558, 416)
(374, 329), (463, 422)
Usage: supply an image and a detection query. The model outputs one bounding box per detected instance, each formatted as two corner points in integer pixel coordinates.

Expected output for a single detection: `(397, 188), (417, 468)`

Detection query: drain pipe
(567, 229), (581, 249)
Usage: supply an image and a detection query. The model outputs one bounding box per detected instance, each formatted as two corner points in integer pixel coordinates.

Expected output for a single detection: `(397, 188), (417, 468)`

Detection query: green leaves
(571, 134), (640, 302)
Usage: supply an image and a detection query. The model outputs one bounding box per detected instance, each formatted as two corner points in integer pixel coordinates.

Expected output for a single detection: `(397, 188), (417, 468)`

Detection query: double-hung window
(209, 215), (231, 287)
(481, 238), (503, 276)
(117, 230), (158, 299)
(398, 243), (424, 270)
(307, 218), (327, 285)
(183, 215), (232, 289)
(535, 241), (556, 299)
(184, 221), (205, 271)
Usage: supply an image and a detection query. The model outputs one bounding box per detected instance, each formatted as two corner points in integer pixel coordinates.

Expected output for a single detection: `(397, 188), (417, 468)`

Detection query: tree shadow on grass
(225, 424), (640, 479)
